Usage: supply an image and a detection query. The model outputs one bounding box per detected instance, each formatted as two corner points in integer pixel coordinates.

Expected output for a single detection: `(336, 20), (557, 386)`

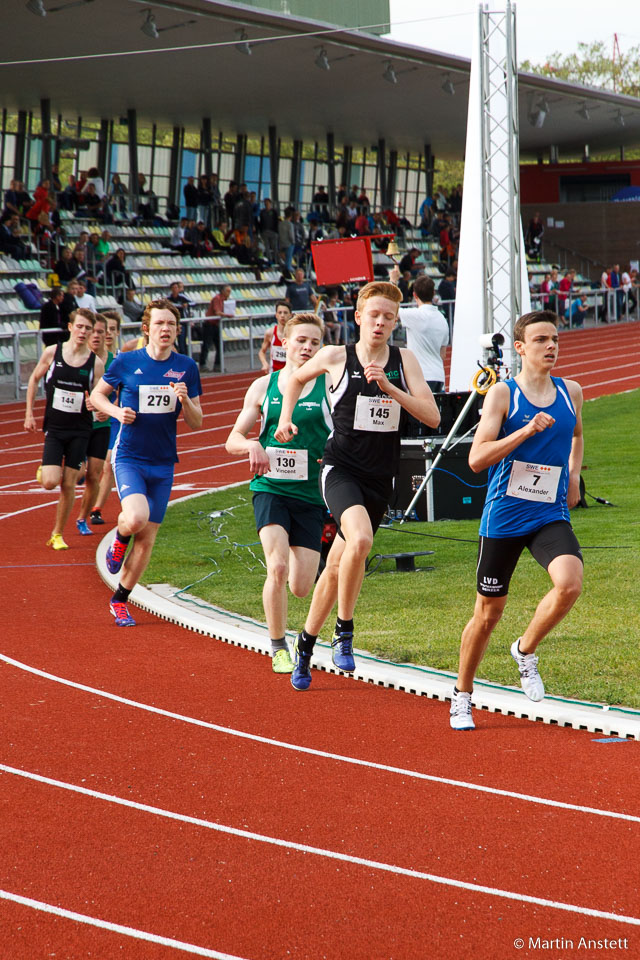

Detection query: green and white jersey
(250, 370), (332, 505)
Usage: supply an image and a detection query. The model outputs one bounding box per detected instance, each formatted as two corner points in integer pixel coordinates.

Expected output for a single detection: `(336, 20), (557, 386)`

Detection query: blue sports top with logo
(323, 343), (407, 480)
(480, 376), (577, 538)
(103, 348), (202, 464)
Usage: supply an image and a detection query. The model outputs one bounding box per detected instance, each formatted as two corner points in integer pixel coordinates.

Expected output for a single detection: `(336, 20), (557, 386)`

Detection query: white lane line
(2, 764), (639, 928)
(0, 499), (63, 520)
(2, 654), (637, 824)
(0, 889), (249, 960)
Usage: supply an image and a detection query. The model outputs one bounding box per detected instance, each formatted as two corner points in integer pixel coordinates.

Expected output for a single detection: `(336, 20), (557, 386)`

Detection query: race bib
(52, 387), (83, 414)
(139, 384), (177, 414)
(506, 460), (562, 503)
(271, 344), (287, 366)
(353, 395), (400, 432)
(265, 446), (308, 481)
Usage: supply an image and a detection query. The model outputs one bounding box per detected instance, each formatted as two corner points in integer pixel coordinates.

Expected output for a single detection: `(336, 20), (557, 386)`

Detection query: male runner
(90, 311), (122, 525)
(226, 312), (332, 672)
(24, 309), (104, 550)
(275, 281), (440, 690)
(449, 309), (584, 731)
(75, 313), (113, 534)
(258, 300), (292, 373)
(90, 299), (203, 626)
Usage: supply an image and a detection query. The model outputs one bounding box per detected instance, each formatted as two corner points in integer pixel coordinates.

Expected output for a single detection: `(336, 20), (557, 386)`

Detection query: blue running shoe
(110, 601), (136, 627)
(291, 634), (312, 691)
(76, 518), (93, 536)
(106, 536), (128, 574)
(331, 630), (355, 672)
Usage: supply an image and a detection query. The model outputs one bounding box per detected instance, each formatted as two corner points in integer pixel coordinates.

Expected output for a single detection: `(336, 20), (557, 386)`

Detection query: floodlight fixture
(141, 9), (159, 37)
(614, 110), (625, 127)
(315, 47), (330, 71)
(441, 75), (456, 96)
(577, 102), (591, 121)
(27, 0), (95, 14)
(382, 61), (398, 84)
(235, 28), (252, 56)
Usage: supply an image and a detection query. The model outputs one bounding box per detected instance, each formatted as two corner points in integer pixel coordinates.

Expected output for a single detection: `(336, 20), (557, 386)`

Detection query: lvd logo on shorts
(482, 576), (502, 591)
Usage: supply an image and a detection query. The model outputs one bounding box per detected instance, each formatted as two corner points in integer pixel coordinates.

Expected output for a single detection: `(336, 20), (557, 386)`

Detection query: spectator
(210, 219), (231, 251)
(108, 173), (128, 216)
(197, 174), (212, 226)
(395, 270), (449, 393)
(398, 270), (413, 303)
(437, 268), (457, 323)
(201, 284), (232, 372)
(61, 175), (78, 212)
(283, 267), (317, 311)
(53, 246), (77, 283)
(2, 179), (22, 219)
(621, 266), (638, 314)
(312, 185), (330, 219)
(399, 247), (421, 276)
(292, 210), (307, 270)
(167, 280), (194, 353)
(259, 198), (279, 265)
(564, 293), (589, 328)
(233, 188), (253, 235)
(75, 278), (97, 313)
(82, 167), (106, 199)
(526, 212), (544, 260)
(39, 287), (66, 346)
(121, 287), (144, 324)
(278, 207), (295, 276)
(209, 173), (223, 226)
(0, 214), (30, 260)
(61, 279), (80, 325)
(136, 173), (156, 221)
(105, 248), (134, 289)
(224, 181), (239, 221)
(557, 269), (575, 315)
(354, 208), (372, 236)
(183, 176), (198, 221)
(96, 230), (111, 262)
(318, 292), (342, 344)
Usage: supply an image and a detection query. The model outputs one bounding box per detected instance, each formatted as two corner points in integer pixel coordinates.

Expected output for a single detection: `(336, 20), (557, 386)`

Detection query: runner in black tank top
(24, 309), (104, 550)
(275, 280), (441, 690)
(324, 342), (408, 480)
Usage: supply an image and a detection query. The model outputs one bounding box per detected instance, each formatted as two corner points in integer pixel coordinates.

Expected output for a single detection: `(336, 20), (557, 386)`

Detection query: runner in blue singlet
(450, 310), (584, 731)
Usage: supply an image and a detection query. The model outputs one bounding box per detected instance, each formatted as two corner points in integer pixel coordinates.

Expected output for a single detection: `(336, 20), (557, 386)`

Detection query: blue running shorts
(113, 458), (174, 524)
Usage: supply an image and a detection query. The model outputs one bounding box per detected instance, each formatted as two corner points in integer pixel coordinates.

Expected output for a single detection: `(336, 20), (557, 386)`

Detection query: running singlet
(324, 343), (407, 480)
(43, 341), (96, 433)
(91, 351), (114, 432)
(103, 348), (202, 464)
(270, 325), (286, 372)
(480, 376), (576, 538)
(250, 371), (332, 505)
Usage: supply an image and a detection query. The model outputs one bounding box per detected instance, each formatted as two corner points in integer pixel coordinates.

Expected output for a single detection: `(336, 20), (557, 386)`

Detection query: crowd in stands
(528, 261), (639, 326)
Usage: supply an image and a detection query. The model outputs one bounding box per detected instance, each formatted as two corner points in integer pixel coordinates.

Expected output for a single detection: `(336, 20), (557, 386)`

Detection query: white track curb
(96, 522), (640, 741)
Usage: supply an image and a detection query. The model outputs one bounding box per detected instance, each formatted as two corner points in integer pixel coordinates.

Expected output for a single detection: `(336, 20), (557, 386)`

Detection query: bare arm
(364, 348), (441, 427)
(566, 380), (584, 509)
(275, 345), (343, 442)
(467, 382), (556, 473)
(90, 378), (136, 424)
(225, 376), (270, 475)
(24, 345), (56, 431)
(258, 328), (273, 373)
(171, 380), (203, 431)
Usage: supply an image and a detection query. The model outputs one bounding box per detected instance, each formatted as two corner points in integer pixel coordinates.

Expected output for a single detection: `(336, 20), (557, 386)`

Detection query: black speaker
(393, 439), (488, 521)
(402, 391), (483, 439)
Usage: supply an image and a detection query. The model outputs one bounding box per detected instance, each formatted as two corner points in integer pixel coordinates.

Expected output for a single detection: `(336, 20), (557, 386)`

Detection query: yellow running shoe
(46, 533), (69, 551)
(36, 465), (42, 484)
(272, 648), (294, 674)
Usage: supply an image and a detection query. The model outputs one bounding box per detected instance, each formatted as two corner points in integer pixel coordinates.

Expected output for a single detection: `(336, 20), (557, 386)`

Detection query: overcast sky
(387, 0), (640, 66)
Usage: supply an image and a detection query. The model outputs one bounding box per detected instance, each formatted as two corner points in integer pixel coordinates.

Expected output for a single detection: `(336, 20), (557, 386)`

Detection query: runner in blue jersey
(90, 299), (203, 626)
(450, 310), (584, 731)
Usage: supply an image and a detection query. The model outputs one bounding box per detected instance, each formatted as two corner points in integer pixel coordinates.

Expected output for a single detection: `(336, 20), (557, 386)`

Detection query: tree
(521, 41), (640, 97)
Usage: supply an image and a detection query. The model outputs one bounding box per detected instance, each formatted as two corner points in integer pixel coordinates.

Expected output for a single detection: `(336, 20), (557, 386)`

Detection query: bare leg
(93, 450), (114, 513)
(519, 555), (583, 654)
(51, 466), (80, 537)
(78, 456), (104, 521)
(456, 594), (508, 693)
(334, 504), (373, 621)
(304, 535), (345, 635)
(258, 524), (291, 640)
(117, 492), (150, 539)
(119, 520), (160, 592)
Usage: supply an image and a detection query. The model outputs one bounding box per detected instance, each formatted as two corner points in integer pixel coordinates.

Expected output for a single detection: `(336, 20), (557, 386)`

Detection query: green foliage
(521, 40), (640, 97)
(145, 393), (639, 706)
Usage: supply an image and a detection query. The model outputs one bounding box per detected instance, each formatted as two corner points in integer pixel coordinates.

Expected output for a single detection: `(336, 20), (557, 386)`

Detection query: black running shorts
(319, 462), (392, 539)
(86, 426), (110, 462)
(476, 520), (583, 597)
(42, 428), (91, 472)
(252, 492), (324, 552)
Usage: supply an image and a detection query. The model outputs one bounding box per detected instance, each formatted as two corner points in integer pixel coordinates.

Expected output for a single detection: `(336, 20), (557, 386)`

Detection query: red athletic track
(1, 326), (639, 960)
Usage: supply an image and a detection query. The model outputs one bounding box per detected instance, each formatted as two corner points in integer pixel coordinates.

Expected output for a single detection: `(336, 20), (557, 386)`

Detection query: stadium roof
(4, 0), (640, 159)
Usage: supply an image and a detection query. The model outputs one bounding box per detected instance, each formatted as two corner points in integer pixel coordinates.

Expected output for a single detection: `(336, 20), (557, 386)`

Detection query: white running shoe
(449, 689), (475, 731)
(510, 638), (545, 701)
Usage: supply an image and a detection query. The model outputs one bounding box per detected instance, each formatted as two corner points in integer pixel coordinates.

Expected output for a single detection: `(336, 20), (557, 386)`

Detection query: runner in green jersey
(226, 313), (332, 674)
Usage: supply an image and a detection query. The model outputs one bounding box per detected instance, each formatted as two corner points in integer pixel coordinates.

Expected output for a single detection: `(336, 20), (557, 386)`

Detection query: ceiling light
(26, 0), (95, 13)
(614, 110), (625, 127)
(577, 103), (591, 121)
(141, 9), (158, 37)
(441, 75), (456, 96)
(314, 47), (330, 71)
(383, 62), (398, 84)
(537, 97), (551, 114)
(528, 108), (546, 128)
(235, 28), (252, 56)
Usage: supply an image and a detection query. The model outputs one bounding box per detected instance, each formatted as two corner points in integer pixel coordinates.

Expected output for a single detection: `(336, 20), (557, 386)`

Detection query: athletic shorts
(108, 417), (121, 451)
(252, 492), (324, 552)
(319, 462), (392, 540)
(476, 520), (583, 598)
(112, 458), (174, 524)
(86, 426), (110, 462)
(42, 428), (91, 472)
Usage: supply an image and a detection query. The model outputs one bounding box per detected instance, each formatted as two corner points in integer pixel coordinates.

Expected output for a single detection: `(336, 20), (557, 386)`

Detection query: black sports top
(43, 341), (96, 433)
(323, 343), (407, 480)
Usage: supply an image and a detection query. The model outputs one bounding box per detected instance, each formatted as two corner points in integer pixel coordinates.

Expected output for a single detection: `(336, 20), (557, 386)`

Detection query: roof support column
(40, 98), (52, 182)
(97, 118), (110, 183)
(14, 110), (27, 181)
(387, 149), (398, 208)
(376, 138), (386, 209)
(202, 118), (213, 175)
(169, 126), (182, 207)
(234, 133), (247, 184)
(268, 125), (280, 208)
(289, 139), (303, 206)
(127, 108), (139, 207)
(341, 145), (352, 192)
(424, 143), (434, 200)
(326, 132), (336, 206)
